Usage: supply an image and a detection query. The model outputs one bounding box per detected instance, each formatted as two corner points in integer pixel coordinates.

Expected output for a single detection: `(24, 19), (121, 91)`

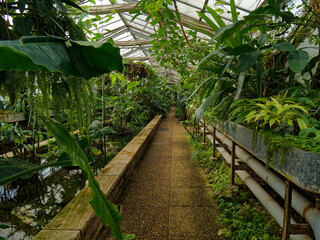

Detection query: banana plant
(0, 36), (123, 80)
(0, 119), (135, 240)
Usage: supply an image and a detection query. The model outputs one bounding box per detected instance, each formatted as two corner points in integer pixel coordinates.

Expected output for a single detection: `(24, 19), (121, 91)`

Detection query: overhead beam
(176, 0), (231, 22)
(88, 3), (137, 15)
(114, 39), (152, 46)
(87, 3), (214, 35)
(118, 12), (151, 57)
(123, 56), (151, 61)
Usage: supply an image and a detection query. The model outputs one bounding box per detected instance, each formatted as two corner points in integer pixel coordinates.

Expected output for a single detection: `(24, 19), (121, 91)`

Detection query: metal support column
(282, 180), (292, 240)
(202, 120), (206, 145)
(213, 127), (216, 156)
(231, 141), (236, 185)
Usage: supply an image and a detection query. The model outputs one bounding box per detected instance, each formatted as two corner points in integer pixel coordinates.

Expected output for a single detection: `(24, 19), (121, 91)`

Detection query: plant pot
(215, 122), (320, 193)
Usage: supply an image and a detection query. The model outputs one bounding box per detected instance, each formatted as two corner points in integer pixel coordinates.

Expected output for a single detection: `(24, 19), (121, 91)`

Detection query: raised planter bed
(0, 110), (54, 123)
(214, 122), (320, 193)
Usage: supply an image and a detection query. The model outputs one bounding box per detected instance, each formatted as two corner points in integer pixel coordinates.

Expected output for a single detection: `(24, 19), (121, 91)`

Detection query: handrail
(199, 120), (319, 240)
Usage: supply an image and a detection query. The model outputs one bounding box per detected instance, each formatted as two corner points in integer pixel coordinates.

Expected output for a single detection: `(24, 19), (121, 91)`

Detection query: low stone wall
(33, 115), (163, 240)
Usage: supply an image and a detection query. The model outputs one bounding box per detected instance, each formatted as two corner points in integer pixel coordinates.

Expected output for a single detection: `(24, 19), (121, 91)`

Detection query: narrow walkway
(110, 109), (219, 239)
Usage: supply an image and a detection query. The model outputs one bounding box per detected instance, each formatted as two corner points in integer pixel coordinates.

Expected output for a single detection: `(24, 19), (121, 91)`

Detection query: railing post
(202, 120), (206, 145)
(213, 127), (216, 157)
(231, 141), (236, 185)
(282, 180), (292, 240)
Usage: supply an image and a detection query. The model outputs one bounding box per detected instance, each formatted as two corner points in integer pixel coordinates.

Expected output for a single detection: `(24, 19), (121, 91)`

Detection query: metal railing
(196, 120), (320, 240)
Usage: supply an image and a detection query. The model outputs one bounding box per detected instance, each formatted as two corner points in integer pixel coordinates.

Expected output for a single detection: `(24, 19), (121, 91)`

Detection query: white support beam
(123, 56), (151, 61)
(114, 39), (152, 46)
(88, 3), (137, 15)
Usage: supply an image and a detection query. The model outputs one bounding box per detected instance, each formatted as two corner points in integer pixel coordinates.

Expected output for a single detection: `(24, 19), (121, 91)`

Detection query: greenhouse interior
(1, 0), (320, 239)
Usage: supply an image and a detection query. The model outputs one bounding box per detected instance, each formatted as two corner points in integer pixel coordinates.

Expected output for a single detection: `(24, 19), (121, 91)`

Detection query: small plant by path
(190, 136), (281, 240)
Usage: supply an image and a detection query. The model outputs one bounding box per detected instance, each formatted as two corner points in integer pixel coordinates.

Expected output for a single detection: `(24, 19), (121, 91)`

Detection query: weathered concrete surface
(215, 122), (320, 193)
(33, 115), (162, 240)
(106, 108), (220, 239)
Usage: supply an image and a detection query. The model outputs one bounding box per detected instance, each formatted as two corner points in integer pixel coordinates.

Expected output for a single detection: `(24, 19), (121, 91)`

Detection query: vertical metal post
(213, 127), (216, 157)
(202, 120), (206, 144)
(282, 180), (292, 240)
(231, 141), (235, 185)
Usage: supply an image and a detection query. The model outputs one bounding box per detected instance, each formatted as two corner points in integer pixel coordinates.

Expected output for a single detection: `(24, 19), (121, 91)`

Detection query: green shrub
(189, 136), (281, 240)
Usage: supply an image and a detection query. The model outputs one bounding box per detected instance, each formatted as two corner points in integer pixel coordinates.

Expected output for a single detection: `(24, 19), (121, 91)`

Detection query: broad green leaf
(209, 23), (239, 44)
(197, 48), (225, 69)
(194, 91), (222, 123)
(197, 11), (219, 32)
(243, 14), (269, 21)
(188, 76), (214, 100)
(299, 128), (320, 138)
(280, 11), (296, 22)
(45, 119), (134, 240)
(297, 118), (308, 129)
(232, 112), (247, 126)
(91, 147), (102, 156)
(0, 158), (72, 185)
(230, 0), (238, 22)
(234, 72), (246, 99)
(13, 17), (34, 36)
(288, 50), (309, 73)
(274, 42), (296, 52)
(237, 51), (259, 72)
(219, 20), (245, 46)
(228, 44), (256, 55)
(269, 118), (276, 127)
(302, 55), (319, 74)
(0, 158), (37, 180)
(205, 6), (226, 28)
(187, 25), (214, 37)
(257, 34), (269, 47)
(35, 0), (53, 16)
(89, 120), (116, 139)
(229, 0), (241, 44)
(127, 81), (139, 91)
(0, 37), (123, 79)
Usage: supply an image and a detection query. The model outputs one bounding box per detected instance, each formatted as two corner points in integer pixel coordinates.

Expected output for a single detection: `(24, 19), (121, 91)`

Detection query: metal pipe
(208, 126), (320, 239)
(206, 134), (310, 240)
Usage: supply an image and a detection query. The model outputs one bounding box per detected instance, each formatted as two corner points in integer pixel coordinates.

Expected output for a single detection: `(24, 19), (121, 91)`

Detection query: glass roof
(76, 0), (300, 80)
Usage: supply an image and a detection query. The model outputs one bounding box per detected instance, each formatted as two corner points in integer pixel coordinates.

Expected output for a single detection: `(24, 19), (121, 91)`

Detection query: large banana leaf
(45, 119), (135, 240)
(0, 36), (123, 79)
(194, 91), (223, 124)
(0, 158), (72, 185)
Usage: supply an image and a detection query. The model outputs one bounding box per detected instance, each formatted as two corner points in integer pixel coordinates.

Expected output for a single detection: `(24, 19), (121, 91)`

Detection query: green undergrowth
(189, 136), (281, 240)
